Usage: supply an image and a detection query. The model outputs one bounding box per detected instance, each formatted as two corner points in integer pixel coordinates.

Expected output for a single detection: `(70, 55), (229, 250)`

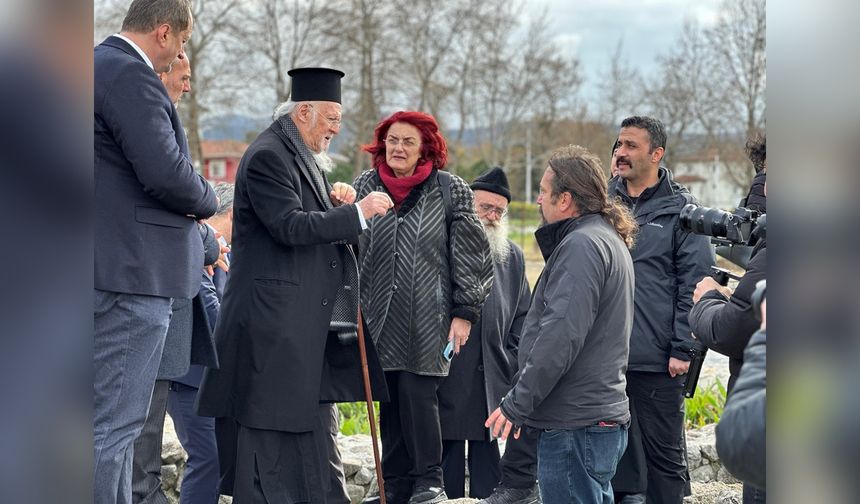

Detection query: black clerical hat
(288, 67), (345, 103)
(471, 166), (511, 202)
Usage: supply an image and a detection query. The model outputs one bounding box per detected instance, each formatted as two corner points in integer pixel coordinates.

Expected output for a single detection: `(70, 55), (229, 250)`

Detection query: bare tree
(180, 0), (243, 171)
(93, 0), (127, 43)
(706, 0), (766, 139)
(321, 0), (395, 177)
(598, 38), (643, 127)
(444, 0), (515, 172)
(389, 0), (477, 117)
(645, 21), (704, 150)
(471, 10), (582, 171)
(246, 0), (329, 104)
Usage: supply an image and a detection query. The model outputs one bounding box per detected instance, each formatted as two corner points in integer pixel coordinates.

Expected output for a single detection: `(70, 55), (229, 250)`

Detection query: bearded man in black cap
(196, 67), (394, 503)
(437, 167), (540, 503)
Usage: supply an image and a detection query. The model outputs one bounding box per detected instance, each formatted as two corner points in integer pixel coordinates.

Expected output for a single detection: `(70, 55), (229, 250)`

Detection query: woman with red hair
(354, 111), (492, 504)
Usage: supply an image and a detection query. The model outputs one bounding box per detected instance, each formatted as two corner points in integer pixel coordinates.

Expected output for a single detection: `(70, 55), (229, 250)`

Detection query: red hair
(361, 111), (448, 170)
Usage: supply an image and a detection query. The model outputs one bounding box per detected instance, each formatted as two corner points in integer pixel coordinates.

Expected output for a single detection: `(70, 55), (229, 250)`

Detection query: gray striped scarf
(278, 115), (361, 341)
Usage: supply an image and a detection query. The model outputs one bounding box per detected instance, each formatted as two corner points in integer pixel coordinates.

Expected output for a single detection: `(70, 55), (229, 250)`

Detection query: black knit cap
(471, 166), (511, 202)
(288, 67), (345, 104)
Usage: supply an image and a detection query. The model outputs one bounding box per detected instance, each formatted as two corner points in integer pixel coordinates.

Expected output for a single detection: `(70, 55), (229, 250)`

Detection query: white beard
(313, 151), (335, 173)
(482, 216), (510, 264)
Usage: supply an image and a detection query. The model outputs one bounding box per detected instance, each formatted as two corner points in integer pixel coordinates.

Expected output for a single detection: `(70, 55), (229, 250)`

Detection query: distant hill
(202, 113), (487, 151)
(202, 114), (270, 143)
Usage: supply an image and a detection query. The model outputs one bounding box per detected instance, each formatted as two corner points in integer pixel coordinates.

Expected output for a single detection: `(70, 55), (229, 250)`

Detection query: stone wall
(160, 418), (741, 504)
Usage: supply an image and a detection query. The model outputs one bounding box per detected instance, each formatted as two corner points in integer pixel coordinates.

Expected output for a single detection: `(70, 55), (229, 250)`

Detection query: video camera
(679, 202), (766, 270)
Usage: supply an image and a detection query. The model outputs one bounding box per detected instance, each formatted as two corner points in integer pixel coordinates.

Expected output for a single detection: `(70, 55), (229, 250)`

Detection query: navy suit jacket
(94, 36), (217, 298)
(173, 269), (222, 388)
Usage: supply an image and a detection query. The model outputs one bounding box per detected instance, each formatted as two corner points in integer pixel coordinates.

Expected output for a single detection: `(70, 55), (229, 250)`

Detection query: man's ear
(560, 192), (573, 213)
(651, 146), (665, 164)
(562, 192), (582, 218)
(297, 103), (313, 124)
(155, 24), (171, 47)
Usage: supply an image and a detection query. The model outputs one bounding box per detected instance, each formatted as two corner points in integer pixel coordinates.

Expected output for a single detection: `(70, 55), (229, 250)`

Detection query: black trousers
(380, 371), (444, 501)
(612, 371), (690, 504)
(319, 404), (350, 504)
(441, 440), (500, 499)
(743, 484), (766, 503)
(131, 379), (171, 504)
(222, 404), (348, 504)
(232, 423), (326, 504)
(215, 416), (240, 496)
(499, 426), (539, 490)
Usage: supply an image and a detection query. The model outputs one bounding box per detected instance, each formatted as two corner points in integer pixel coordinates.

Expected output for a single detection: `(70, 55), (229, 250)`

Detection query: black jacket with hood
(609, 168), (714, 371)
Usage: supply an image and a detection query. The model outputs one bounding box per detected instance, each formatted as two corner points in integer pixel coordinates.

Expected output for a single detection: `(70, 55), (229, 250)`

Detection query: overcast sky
(532, 0), (723, 103)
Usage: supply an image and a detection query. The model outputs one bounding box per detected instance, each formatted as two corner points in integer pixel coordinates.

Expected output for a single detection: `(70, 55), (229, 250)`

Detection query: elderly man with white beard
(438, 167), (541, 504)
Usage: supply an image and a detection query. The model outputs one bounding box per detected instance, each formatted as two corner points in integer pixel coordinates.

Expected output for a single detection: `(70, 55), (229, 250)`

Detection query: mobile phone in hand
(442, 341), (454, 361)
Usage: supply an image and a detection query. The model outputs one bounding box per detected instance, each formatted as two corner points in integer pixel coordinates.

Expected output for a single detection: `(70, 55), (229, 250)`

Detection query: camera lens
(680, 204), (732, 238)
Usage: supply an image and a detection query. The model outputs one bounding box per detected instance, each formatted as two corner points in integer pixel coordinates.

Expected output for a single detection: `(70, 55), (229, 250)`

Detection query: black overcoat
(196, 123), (387, 433)
(438, 240), (531, 440)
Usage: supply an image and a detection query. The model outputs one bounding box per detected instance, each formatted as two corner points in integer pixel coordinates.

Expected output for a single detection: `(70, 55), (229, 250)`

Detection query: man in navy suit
(130, 55), (223, 504)
(166, 182), (235, 504)
(94, 1), (217, 503)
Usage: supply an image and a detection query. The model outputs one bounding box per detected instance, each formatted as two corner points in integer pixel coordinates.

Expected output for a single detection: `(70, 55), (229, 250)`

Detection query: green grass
(685, 379), (727, 428)
(338, 380), (725, 435)
(337, 402), (380, 435)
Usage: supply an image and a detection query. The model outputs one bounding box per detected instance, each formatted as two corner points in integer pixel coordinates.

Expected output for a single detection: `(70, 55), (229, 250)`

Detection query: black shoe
(407, 486), (448, 504)
(362, 494), (393, 504)
(363, 489), (410, 504)
(478, 484), (541, 504)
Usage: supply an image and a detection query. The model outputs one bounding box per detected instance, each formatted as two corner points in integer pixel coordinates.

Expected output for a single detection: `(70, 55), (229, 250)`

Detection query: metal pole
(525, 121), (533, 204)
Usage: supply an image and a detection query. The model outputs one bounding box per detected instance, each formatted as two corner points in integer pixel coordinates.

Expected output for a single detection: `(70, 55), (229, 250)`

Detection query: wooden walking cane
(356, 308), (386, 504)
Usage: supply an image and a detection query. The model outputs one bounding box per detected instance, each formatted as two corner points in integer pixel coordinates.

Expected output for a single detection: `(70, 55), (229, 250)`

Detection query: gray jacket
(501, 214), (634, 430)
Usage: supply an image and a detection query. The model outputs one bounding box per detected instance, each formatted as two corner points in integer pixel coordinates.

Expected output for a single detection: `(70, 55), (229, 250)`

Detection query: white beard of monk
(481, 215), (510, 264)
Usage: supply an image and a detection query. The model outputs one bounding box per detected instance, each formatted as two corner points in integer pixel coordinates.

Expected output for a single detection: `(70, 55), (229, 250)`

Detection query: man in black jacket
(690, 133), (767, 394)
(609, 116), (714, 504)
(689, 133), (766, 504)
(716, 301), (766, 493)
(486, 145), (637, 504)
(196, 68), (393, 503)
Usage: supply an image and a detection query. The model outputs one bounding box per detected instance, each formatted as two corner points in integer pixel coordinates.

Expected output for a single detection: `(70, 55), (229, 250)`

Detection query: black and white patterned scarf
(278, 114), (360, 342)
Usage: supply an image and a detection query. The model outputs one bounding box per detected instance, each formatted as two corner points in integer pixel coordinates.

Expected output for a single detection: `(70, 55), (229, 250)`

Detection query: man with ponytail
(486, 145), (637, 504)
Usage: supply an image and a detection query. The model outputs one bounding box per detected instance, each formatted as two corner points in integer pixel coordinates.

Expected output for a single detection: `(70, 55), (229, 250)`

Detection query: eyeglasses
(477, 203), (508, 217)
(384, 136), (419, 149)
(307, 104), (342, 128)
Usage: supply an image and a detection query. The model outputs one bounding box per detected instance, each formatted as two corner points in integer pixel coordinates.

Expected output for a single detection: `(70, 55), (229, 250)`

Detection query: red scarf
(377, 160), (434, 207)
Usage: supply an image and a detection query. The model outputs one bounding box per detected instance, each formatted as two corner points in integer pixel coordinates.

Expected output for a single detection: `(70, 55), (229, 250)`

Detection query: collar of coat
(534, 213), (601, 261)
(610, 167), (695, 217)
(269, 119), (330, 209)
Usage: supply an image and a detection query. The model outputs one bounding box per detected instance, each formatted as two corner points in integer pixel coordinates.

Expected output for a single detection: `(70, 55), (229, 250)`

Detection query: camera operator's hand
(693, 276), (733, 304)
(668, 357), (691, 377)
